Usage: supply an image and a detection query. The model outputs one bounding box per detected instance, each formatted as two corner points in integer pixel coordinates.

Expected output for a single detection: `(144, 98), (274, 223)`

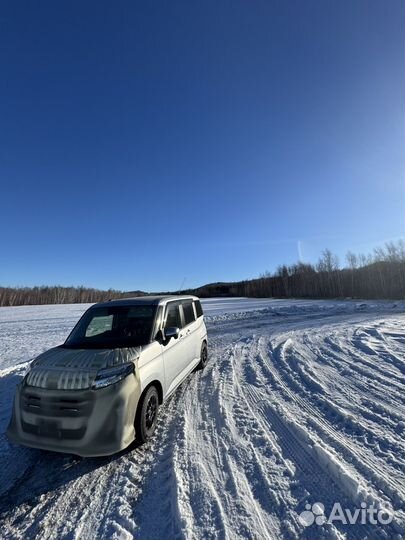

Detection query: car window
(165, 302), (182, 328)
(85, 314), (113, 337)
(183, 301), (195, 325)
(194, 300), (203, 318)
(65, 305), (157, 348)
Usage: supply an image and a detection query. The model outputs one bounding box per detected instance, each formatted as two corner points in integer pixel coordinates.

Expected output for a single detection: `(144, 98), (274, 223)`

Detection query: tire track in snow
(270, 335), (405, 470)
(239, 332), (405, 537)
(171, 340), (285, 540)
(237, 338), (381, 539)
(265, 337), (405, 509)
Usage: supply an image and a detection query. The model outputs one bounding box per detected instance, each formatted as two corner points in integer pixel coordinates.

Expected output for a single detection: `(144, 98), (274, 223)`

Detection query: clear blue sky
(1, 1), (404, 291)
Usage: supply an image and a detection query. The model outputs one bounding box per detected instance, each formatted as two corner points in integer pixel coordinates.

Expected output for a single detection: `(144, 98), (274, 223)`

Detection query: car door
(181, 299), (199, 362)
(161, 301), (194, 397)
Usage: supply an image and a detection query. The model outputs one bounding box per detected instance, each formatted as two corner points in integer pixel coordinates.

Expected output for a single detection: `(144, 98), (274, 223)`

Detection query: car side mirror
(164, 326), (179, 340)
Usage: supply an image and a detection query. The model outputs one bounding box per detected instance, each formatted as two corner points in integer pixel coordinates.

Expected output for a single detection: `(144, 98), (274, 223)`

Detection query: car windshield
(64, 305), (157, 349)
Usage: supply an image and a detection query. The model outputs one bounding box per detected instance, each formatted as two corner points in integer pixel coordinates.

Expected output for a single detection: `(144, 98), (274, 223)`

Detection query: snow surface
(0, 298), (404, 539)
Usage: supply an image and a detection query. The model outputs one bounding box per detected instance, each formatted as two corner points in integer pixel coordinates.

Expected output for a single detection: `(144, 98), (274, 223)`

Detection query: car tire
(197, 341), (208, 370)
(135, 385), (159, 444)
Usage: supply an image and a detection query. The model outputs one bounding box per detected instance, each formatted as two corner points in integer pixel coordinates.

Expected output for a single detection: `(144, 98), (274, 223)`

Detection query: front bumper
(7, 374), (141, 457)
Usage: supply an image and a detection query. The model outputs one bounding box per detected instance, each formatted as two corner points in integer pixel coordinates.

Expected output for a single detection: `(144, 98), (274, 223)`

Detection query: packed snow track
(0, 298), (404, 540)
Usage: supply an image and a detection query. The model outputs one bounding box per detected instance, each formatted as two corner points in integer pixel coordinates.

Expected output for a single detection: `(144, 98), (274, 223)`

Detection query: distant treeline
(1, 241), (404, 306)
(0, 286), (139, 307)
(186, 241), (405, 300)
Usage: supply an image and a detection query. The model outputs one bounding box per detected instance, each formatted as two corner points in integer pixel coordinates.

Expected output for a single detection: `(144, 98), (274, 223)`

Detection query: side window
(194, 300), (203, 318)
(183, 301), (196, 326)
(165, 302), (182, 328)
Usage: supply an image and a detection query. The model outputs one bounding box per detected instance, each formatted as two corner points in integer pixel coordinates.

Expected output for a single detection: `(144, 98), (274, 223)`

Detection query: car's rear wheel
(197, 341), (208, 370)
(135, 385), (159, 444)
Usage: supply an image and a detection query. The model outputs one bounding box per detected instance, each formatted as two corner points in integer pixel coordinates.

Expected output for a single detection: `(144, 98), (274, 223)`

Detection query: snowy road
(0, 298), (404, 539)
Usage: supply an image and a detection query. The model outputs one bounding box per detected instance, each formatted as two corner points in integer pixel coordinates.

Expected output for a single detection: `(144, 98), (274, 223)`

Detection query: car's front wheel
(135, 385), (159, 444)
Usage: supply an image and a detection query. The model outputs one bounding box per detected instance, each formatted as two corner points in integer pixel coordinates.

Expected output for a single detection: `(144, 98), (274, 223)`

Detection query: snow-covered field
(0, 298), (404, 539)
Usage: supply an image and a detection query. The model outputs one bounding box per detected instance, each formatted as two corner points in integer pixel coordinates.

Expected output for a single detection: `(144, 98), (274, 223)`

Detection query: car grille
(21, 391), (93, 418)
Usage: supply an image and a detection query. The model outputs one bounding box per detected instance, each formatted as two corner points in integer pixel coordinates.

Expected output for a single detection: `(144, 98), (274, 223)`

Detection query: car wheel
(197, 341), (208, 370)
(136, 385), (159, 444)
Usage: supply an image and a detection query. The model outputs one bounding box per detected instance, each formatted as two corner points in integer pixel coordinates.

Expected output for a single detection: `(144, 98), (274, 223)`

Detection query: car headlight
(92, 362), (135, 390)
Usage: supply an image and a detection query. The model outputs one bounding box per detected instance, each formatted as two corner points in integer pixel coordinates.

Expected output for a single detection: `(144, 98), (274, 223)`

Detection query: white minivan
(7, 296), (208, 457)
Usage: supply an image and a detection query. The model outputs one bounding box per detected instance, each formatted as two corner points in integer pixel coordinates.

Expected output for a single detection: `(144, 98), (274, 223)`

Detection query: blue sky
(1, 1), (404, 291)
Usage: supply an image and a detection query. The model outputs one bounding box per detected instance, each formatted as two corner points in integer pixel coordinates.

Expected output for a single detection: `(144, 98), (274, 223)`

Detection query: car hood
(25, 346), (142, 390)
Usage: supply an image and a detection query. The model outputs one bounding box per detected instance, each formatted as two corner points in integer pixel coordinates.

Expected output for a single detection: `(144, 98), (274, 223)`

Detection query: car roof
(94, 295), (199, 308)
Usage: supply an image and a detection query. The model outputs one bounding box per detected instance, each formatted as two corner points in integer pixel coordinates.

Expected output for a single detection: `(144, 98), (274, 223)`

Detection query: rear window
(194, 300), (203, 318)
(183, 301), (196, 325)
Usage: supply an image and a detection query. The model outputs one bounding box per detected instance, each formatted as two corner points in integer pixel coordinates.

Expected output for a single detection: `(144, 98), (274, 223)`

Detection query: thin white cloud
(297, 240), (304, 262)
